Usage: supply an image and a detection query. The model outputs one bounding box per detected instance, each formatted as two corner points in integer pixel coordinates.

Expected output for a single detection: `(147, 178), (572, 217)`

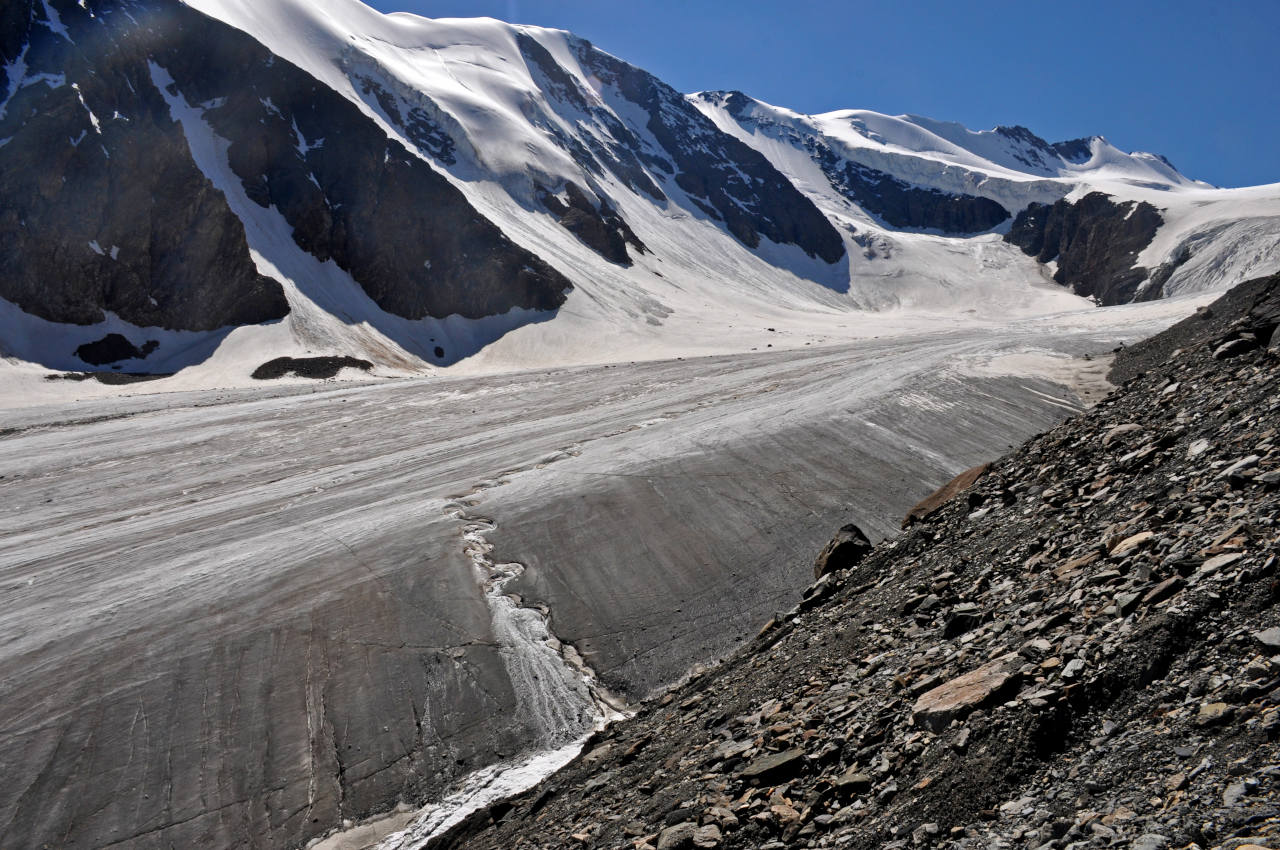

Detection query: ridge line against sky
(369, 0), (1279, 189)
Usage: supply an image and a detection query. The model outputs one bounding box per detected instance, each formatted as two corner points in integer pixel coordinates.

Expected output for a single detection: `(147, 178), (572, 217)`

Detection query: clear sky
(367, 1), (1279, 188)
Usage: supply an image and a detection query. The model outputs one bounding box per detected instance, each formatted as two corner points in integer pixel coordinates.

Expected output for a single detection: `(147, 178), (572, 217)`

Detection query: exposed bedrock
(813, 145), (1011, 234)
(536, 182), (647, 266)
(1005, 191), (1164, 305)
(0, 0), (288, 331)
(74, 333), (159, 365)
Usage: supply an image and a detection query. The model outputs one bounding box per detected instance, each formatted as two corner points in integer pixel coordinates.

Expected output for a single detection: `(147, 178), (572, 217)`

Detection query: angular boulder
(911, 656), (1021, 732)
(813, 523), (874, 580)
(903, 463), (992, 528)
(739, 748), (807, 783)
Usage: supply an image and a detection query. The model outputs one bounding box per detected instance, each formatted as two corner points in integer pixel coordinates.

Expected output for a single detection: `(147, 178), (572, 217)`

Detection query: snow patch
(39, 0), (73, 42)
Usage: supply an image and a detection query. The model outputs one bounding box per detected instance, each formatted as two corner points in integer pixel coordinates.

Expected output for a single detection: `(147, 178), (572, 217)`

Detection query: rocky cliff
(0, 0), (290, 331)
(433, 274), (1280, 850)
(1005, 192), (1165, 306)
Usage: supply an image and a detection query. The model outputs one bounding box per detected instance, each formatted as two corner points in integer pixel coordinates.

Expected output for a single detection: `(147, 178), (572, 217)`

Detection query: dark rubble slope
(436, 274), (1280, 850)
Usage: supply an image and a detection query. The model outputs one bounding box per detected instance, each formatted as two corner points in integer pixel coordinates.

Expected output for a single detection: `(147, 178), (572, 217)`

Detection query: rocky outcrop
(515, 33), (668, 203)
(74, 333), (158, 365)
(995, 125), (1094, 171)
(1005, 191), (1165, 305)
(702, 91), (1014, 235)
(434, 274), (1280, 850)
(811, 146), (1010, 234)
(162, 2), (571, 321)
(0, 0), (572, 335)
(577, 55), (846, 264)
(537, 182), (647, 266)
(251, 355), (373, 379)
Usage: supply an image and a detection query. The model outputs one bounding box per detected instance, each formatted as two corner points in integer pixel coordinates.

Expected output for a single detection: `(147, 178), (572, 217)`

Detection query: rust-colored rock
(911, 656), (1020, 732)
(903, 463), (992, 528)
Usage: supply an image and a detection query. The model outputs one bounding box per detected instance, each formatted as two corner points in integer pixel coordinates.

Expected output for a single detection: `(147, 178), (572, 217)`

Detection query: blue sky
(368, 1), (1279, 188)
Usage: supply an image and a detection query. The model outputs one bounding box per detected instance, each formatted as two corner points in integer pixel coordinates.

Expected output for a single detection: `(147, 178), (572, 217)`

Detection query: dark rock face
(537, 182), (647, 266)
(74, 333), (157, 365)
(995, 124), (1096, 171)
(0, 0), (572, 336)
(576, 63), (845, 264)
(515, 33), (668, 203)
(1005, 191), (1165, 305)
(813, 147), (1010, 233)
(437, 274), (1280, 850)
(0, 0), (289, 331)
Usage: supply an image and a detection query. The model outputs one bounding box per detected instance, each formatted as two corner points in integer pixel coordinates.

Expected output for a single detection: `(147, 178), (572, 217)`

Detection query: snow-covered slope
(1, 0), (1277, 394)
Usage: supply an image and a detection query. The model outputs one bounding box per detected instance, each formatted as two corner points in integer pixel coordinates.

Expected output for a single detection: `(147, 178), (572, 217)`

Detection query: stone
(739, 749), (807, 783)
(692, 824), (723, 848)
(942, 609), (984, 639)
(657, 822), (698, 850)
(1200, 553), (1243, 575)
(1187, 438), (1211, 458)
(1222, 780), (1249, 806)
(1254, 627), (1280, 650)
(1115, 591), (1142, 616)
(903, 463), (991, 527)
(1131, 835), (1170, 850)
(1213, 338), (1257, 359)
(1141, 576), (1183, 606)
(912, 657), (1020, 731)
(1102, 423), (1142, 445)
(1196, 702), (1232, 726)
(1110, 531), (1154, 557)
(1218, 455), (1261, 479)
(813, 523), (874, 580)
(834, 768), (874, 794)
